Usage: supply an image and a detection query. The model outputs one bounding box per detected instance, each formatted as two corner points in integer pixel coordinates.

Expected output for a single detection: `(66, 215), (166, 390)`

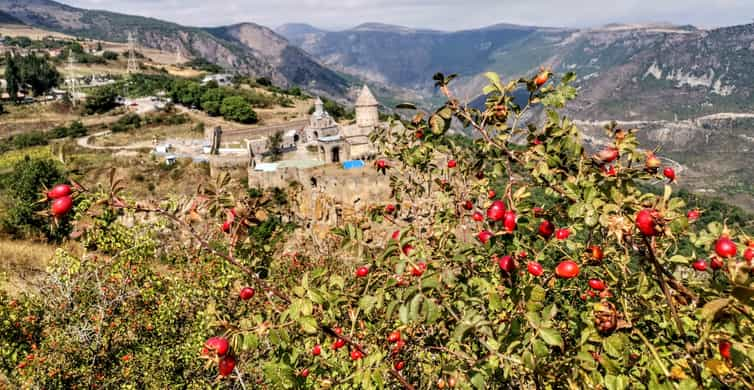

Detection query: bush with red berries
(2, 71), (754, 389)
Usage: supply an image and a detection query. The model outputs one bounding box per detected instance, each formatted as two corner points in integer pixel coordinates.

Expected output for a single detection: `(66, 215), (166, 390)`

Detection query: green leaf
(525, 311), (541, 328)
(307, 288), (325, 305)
(330, 275), (345, 289)
(421, 274), (441, 290)
(409, 294), (423, 321)
(262, 362), (296, 389)
(605, 374), (628, 390)
(452, 323), (472, 342)
(669, 255), (690, 264)
(300, 299), (313, 316)
(533, 339), (549, 358)
(484, 72), (503, 90)
(358, 295), (378, 314)
(437, 106), (453, 120)
(529, 285), (546, 303)
(399, 305), (409, 324)
(603, 334), (627, 358)
(423, 299), (442, 324)
(539, 328), (563, 349)
(470, 372), (486, 389)
(298, 316), (318, 334)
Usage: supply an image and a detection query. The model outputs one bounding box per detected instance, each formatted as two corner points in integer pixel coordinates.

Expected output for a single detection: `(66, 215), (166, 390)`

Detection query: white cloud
(60, 0), (754, 31)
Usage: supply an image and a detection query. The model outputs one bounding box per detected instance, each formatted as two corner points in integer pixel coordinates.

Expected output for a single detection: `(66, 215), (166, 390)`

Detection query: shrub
(52, 121), (87, 138)
(66, 121), (87, 138)
(220, 96), (257, 124)
(102, 51), (119, 61)
(200, 88), (225, 116)
(256, 77), (272, 87)
(111, 113), (142, 133)
(11, 131), (48, 149)
(0, 157), (68, 241)
(2, 71), (754, 389)
(85, 86), (119, 115)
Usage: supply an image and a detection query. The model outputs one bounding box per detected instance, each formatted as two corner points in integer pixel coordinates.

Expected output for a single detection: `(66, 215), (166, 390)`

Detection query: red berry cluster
(202, 337), (236, 377)
(47, 184), (74, 217)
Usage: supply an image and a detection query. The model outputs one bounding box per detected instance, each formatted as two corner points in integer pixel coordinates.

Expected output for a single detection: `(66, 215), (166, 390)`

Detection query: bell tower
(355, 85), (379, 128)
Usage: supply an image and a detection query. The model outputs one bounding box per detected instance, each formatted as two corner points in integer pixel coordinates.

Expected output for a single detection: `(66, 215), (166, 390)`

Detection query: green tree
(0, 157), (68, 241)
(68, 42), (84, 54)
(111, 113), (142, 133)
(65, 121), (87, 138)
(84, 86), (119, 114)
(171, 80), (203, 108)
(220, 96), (257, 124)
(11, 131), (47, 149)
(267, 131), (283, 161)
(16, 54), (61, 95)
(200, 88), (225, 116)
(102, 51), (118, 61)
(4, 53), (20, 102)
(256, 76), (272, 87)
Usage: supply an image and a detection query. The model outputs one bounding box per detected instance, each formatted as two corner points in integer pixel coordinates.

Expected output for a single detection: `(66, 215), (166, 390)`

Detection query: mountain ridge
(278, 20), (754, 120)
(0, 0), (350, 99)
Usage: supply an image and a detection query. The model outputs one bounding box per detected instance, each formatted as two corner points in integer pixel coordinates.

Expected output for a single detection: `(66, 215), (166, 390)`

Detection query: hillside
(0, 0), (350, 99)
(279, 22), (542, 91)
(0, 9), (21, 24)
(278, 22), (754, 120)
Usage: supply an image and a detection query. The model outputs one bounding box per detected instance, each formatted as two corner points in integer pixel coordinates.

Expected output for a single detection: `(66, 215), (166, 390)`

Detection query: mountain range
(2, 0), (753, 121)
(278, 22), (754, 121)
(0, 0), (350, 98)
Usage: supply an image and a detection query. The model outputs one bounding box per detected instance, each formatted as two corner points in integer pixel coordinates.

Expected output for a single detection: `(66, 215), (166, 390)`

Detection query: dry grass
(0, 24), (73, 40)
(91, 121), (198, 147)
(0, 102), (122, 138)
(0, 239), (56, 296)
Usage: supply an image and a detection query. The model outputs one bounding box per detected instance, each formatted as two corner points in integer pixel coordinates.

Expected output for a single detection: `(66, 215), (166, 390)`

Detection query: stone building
(305, 85), (381, 163)
(303, 97), (339, 143)
(340, 85), (380, 161)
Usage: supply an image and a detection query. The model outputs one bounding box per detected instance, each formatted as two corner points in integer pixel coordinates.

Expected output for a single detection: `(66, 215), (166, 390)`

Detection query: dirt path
(76, 131), (153, 151)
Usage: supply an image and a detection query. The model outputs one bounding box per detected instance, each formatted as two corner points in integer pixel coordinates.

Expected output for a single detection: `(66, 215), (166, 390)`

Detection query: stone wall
(248, 165), (391, 224)
(209, 154), (250, 178)
(220, 119), (309, 143)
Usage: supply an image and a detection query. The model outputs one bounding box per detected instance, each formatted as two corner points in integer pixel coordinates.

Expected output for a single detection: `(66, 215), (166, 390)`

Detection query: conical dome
(355, 85), (378, 107)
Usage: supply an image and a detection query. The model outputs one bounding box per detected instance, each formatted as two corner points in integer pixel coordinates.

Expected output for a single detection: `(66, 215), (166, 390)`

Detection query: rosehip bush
(2, 71), (753, 389)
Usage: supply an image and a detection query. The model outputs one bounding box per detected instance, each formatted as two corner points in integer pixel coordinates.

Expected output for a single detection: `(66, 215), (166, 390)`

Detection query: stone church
(242, 85), (391, 170)
(304, 85), (381, 163)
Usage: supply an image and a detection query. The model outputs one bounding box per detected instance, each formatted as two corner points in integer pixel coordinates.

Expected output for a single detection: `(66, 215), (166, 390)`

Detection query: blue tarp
(342, 160), (365, 170)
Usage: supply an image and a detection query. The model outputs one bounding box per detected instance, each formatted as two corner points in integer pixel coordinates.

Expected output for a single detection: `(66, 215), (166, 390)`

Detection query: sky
(61, 0), (754, 31)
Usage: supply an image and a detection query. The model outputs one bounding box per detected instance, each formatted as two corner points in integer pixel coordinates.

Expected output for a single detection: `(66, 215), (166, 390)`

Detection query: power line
(127, 31), (138, 74)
